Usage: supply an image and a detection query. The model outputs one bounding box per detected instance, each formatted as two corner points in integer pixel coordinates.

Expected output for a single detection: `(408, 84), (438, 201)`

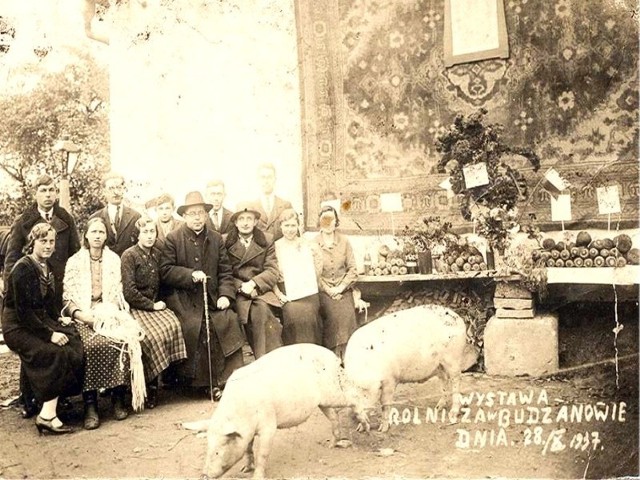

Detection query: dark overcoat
(3, 202), (80, 298)
(90, 204), (141, 256)
(160, 224), (244, 376)
(225, 228), (280, 323)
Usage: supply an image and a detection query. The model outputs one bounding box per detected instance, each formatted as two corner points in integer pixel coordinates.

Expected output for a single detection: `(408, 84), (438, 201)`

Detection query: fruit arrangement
(532, 232), (637, 268)
(435, 238), (489, 273)
(367, 244), (409, 276)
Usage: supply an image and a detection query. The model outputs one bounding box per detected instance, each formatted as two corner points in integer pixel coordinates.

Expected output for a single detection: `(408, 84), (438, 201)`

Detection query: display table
(546, 266), (640, 285)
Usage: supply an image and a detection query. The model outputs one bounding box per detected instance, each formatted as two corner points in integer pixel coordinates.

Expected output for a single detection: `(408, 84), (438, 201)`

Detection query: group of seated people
(1, 163), (363, 434)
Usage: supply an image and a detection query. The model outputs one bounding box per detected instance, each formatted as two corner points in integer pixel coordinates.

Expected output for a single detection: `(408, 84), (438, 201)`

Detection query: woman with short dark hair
(314, 206), (358, 360)
(2, 223), (84, 434)
(121, 215), (187, 408)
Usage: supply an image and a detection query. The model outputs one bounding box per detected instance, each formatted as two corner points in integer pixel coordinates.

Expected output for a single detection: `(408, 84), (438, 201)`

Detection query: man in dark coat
(89, 172), (141, 256)
(204, 179), (234, 235)
(226, 202), (282, 359)
(2, 174), (81, 419)
(160, 191), (245, 394)
(247, 162), (293, 238)
(3, 175), (81, 303)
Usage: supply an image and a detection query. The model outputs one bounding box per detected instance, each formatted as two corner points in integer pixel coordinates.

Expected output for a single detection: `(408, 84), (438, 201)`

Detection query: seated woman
(63, 217), (145, 430)
(314, 205), (358, 360)
(121, 216), (187, 408)
(1, 223), (84, 434)
(272, 208), (323, 345)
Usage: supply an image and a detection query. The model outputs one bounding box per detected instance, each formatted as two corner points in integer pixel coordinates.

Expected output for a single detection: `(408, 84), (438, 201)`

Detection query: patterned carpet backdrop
(296, 0), (639, 232)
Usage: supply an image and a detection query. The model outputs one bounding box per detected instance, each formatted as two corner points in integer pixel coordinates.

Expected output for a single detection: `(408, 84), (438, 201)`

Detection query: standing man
(4, 175), (81, 302)
(226, 202), (282, 359)
(3, 174), (81, 419)
(205, 180), (234, 235)
(160, 191), (245, 397)
(154, 193), (183, 243)
(248, 162), (293, 238)
(90, 172), (141, 256)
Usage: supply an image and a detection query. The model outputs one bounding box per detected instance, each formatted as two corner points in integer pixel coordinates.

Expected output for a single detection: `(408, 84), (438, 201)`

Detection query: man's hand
(192, 270), (207, 283)
(240, 280), (256, 296)
(326, 285), (343, 299)
(153, 301), (166, 311)
(217, 296), (230, 310)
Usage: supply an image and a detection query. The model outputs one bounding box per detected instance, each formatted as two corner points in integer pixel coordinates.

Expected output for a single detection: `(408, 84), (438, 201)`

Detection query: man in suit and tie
(90, 172), (141, 256)
(248, 162), (293, 238)
(205, 180), (234, 235)
(154, 193), (183, 242)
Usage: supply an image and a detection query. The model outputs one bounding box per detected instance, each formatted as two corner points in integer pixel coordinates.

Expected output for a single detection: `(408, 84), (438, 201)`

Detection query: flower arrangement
(435, 108), (540, 254)
(401, 216), (455, 253)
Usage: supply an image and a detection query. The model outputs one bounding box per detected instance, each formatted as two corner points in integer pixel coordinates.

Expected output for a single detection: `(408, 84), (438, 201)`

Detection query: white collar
(38, 207), (53, 220)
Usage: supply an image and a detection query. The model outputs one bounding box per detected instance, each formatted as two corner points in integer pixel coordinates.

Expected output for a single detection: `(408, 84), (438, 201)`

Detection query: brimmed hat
(177, 191), (213, 216)
(230, 201), (261, 223)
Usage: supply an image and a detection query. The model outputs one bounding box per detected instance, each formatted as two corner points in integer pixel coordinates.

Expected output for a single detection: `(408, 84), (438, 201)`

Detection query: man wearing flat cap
(159, 191), (244, 396)
(225, 202), (282, 359)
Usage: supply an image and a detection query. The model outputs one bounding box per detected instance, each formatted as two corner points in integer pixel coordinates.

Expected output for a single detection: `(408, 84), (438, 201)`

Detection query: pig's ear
(221, 422), (242, 440)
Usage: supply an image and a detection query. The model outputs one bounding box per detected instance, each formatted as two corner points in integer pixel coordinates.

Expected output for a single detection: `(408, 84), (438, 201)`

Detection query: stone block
(495, 308), (535, 318)
(493, 298), (534, 309)
(484, 313), (559, 376)
(494, 282), (533, 299)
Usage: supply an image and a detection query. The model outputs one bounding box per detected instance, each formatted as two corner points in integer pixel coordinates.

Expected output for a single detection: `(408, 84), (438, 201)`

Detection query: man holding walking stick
(160, 192), (245, 399)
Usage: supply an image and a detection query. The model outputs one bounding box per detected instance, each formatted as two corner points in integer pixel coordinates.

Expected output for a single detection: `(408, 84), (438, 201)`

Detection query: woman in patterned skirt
(63, 217), (139, 430)
(121, 216), (187, 408)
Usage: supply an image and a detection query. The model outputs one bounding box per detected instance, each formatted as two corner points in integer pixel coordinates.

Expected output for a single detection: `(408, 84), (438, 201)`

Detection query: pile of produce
(367, 244), (409, 276)
(435, 237), (488, 273)
(532, 232), (637, 268)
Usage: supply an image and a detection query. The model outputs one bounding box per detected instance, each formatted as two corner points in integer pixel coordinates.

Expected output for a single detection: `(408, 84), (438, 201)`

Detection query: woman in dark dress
(1, 223), (84, 434)
(121, 216), (187, 408)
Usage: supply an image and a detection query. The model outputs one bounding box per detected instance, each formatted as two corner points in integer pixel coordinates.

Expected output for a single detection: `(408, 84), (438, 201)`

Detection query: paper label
(463, 163), (490, 189)
(596, 185), (621, 215)
(542, 168), (570, 195)
(550, 193), (572, 221)
(379, 192), (403, 213)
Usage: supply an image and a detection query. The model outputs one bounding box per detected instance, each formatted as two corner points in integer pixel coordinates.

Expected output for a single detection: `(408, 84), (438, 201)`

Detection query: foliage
(436, 109), (541, 218)
(401, 215), (454, 253)
(435, 108), (540, 253)
(0, 49), (109, 231)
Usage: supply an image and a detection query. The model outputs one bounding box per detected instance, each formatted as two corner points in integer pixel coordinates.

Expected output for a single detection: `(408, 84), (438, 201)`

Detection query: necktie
(114, 206), (121, 234)
(212, 211), (219, 230)
(45, 212), (52, 222)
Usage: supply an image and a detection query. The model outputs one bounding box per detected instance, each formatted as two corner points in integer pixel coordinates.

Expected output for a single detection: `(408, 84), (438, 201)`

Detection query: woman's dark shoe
(83, 403), (100, 430)
(112, 393), (129, 420)
(21, 401), (39, 419)
(35, 415), (74, 435)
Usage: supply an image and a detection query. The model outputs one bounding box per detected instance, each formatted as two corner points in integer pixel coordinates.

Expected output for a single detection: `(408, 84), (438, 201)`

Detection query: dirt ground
(0, 303), (638, 480)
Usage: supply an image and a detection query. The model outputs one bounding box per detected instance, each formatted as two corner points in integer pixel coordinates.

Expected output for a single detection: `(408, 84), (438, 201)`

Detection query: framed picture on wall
(443, 0), (509, 67)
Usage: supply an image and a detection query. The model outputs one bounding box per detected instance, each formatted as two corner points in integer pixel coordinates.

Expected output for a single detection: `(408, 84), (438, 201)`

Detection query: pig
(344, 304), (479, 433)
(200, 343), (368, 479)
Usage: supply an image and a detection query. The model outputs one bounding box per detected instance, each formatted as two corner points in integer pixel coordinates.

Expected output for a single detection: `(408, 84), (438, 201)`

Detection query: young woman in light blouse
(272, 208), (323, 345)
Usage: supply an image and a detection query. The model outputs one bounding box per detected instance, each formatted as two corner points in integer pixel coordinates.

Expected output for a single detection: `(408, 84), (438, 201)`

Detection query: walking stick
(202, 277), (215, 403)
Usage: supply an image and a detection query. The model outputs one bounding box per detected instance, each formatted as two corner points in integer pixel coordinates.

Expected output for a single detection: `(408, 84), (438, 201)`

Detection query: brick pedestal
(484, 313), (559, 376)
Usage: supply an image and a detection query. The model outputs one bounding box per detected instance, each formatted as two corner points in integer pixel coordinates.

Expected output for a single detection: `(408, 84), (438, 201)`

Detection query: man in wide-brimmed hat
(159, 191), (245, 398)
(225, 201), (282, 359)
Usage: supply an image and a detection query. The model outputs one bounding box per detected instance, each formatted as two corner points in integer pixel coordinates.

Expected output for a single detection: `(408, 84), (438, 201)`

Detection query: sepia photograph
(0, 0), (638, 478)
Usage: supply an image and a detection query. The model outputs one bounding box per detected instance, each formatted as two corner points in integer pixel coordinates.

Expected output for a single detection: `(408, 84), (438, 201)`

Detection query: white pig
(344, 304), (479, 432)
(201, 343), (367, 479)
